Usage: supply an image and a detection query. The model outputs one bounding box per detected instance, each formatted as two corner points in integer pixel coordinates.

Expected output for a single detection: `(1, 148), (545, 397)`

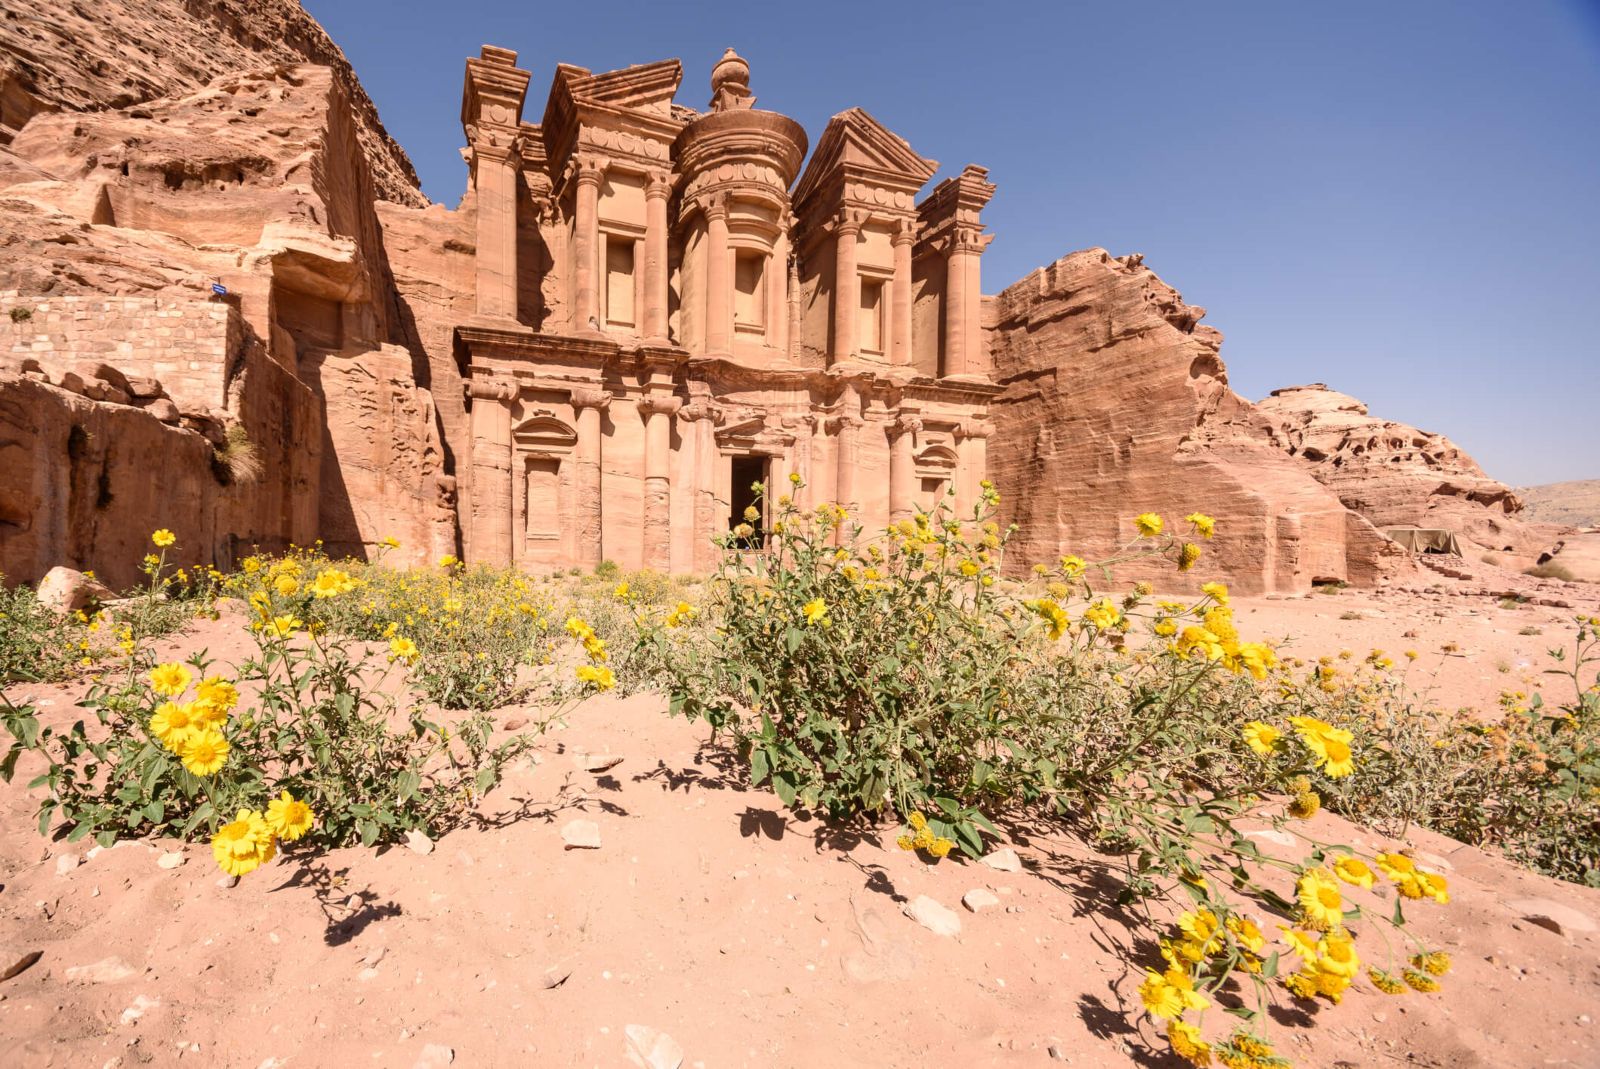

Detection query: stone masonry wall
(1, 291), (239, 409)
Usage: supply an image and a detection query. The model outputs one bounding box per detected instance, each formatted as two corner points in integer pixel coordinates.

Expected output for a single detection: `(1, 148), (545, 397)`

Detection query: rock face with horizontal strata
(1256, 384), (1536, 554)
(986, 250), (1407, 595)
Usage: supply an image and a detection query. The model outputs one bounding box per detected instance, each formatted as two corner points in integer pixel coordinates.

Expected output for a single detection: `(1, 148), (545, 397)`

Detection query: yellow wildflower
(1242, 721), (1281, 756)
(1185, 512), (1215, 539)
(264, 615), (301, 639)
(211, 809), (277, 877)
(1083, 598), (1122, 630)
(389, 636), (419, 662)
(802, 597), (828, 625)
(152, 529), (176, 547)
(1369, 968), (1407, 994)
(1178, 542), (1202, 571)
(310, 568), (356, 598)
(1295, 868), (1345, 930)
(179, 731), (229, 776)
(265, 790), (315, 841)
(576, 663), (617, 691)
(1138, 966), (1209, 1021)
(1134, 513), (1164, 537)
(1166, 1019), (1212, 1067)
(148, 662), (192, 697)
(1332, 856), (1377, 889)
(1201, 581), (1229, 606)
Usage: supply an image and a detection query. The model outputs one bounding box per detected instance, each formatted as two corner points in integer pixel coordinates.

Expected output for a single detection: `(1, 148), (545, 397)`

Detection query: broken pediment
(792, 107), (938, 211)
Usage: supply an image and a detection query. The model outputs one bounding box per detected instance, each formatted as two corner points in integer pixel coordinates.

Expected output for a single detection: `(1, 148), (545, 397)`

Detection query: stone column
(888, 415), (921, 521)
(956, 417), (994, 517)
(963, 234), (986, 378)
(473, 139), (521, 320)
(466, 375), (517, 566)
(677, 398), (717, 572)
(770, 224), (790, 354)
(832, 211), (862, 362)
(832, 413), (863, 545)
(638, 395), (681, 571)
(572, 158), (604, 334)
(943, 230), (972, 377)
(569, 388), (610, 569)
(890, 224), (915, 365)
(643, 172), (672, 343)
(704, 196), (732, 354)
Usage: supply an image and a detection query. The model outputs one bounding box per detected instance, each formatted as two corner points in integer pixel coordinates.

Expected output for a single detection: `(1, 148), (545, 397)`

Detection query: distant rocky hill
(1518, 480), (1600, 528)
(0, 0), (425, 207)
(1256, 384), (1537, 553)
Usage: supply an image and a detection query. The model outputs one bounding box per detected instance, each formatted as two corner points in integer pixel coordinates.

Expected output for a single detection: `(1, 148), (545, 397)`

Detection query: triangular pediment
(793, 108), (938, 208)
(569, 59), (683, 115)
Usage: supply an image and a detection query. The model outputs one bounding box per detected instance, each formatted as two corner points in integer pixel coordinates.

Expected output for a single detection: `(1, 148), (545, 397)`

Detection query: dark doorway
(729, 454), (769, 548)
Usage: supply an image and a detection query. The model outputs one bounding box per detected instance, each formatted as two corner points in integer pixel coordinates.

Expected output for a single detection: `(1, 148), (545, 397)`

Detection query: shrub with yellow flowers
(638, 492), (1461, 1065)
(0, 534), (584, 871)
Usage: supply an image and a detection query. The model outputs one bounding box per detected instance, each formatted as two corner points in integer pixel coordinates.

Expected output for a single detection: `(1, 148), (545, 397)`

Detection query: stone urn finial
(709, 47), (755, 111)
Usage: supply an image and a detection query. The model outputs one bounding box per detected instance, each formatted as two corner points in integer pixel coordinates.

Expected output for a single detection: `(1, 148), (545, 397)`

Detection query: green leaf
(395, 770), (421, 802)
(142, 801), (164, 826)
(772, 771), (798, 807)
(359, 819), (379, 847)
(750, 747), (771, 787)
(1391, 896), (1405, 926)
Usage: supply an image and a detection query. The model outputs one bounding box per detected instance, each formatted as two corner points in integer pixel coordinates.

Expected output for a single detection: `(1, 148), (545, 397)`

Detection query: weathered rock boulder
(987, 250), (1407, 594)
(1257, 384), (1535, 554)
(0, 0), (423, 207)
(34, 566), (112, 613)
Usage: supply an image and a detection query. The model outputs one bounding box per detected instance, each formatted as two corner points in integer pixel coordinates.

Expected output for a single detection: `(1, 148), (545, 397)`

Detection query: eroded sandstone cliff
(1256, 384), (1534, 553)
(0, 60), (448, 583)
(986, 250), (1405, 594)
(0, 0), (424, 207)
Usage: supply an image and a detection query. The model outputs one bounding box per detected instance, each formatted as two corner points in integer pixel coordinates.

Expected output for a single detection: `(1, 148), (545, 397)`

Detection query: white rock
(561, 820), (602, 850)
(216, 875), (239, 889)
(256, 1059), (288, 1069)
(55, 854), (81, 876)
(574, 753), (625, 773)
(411, 1044), (454, 1069)
(65, 957), (139, 983)
(120, 994), (160, 1024)
(979, 848), (1022, 873)
(1507, 897), (1596, 936)
(405, 830), (435, 855)
(36, 566), (112, 613)
(904, 894), (962, 937)
(962, 888), (1000, 913)
(624, 1024), (685, 1069)
(1242, 828), (1298, 849)
(156, 851), (186, 869)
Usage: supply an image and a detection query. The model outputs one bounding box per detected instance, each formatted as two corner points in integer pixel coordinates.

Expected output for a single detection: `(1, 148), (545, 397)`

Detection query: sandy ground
(4, 579), (1600, 1069)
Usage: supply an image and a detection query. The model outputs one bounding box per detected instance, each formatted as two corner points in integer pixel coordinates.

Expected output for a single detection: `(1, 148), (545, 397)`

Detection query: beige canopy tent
(1382, 527), (1464, 555)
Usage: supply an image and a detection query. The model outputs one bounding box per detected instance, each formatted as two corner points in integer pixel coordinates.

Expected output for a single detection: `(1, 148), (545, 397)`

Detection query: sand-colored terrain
(3, 579), (1600, 1069)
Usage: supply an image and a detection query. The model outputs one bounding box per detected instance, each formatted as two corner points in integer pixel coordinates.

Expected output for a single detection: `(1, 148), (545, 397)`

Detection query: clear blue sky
(307, 0), (1600, 487)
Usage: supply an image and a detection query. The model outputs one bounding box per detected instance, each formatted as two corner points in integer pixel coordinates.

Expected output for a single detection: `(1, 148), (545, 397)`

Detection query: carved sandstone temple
(454, 46), (998, 572)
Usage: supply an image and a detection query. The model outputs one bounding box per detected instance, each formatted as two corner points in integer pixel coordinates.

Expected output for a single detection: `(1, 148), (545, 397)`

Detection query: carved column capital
(645, 170), (674, 200)
(572, 155), (607, 189)
(892, 415), (923, 438)
(833, 208), (867, 237)
(959, 417), (996, 440)
(701, 192), (730, 222)
(569, 387), (612, 411)
(636, 395), (683, 418)
(826, 413), (865, 434)
(678, 400), (721, 423)
(891, 221), (918, 248)
(466, 376), (518, 402)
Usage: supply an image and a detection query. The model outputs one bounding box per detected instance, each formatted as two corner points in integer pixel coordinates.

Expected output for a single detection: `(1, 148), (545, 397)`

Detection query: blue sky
(306, 0), (1600, 486)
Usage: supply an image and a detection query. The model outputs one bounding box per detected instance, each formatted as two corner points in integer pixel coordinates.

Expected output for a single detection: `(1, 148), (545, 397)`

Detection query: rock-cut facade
(452, 47), (999, 573)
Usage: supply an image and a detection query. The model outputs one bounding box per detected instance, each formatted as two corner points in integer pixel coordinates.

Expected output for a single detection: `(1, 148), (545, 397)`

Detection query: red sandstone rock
(1257, 384), (1538, 554)
(0, 0), (423, 207)
(986, 250), (1410, 595)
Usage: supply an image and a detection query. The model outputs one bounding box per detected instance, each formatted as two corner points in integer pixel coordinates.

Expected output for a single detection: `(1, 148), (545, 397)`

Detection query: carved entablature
(915, 164), (996, 261)
(791, 108), (938, 255)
